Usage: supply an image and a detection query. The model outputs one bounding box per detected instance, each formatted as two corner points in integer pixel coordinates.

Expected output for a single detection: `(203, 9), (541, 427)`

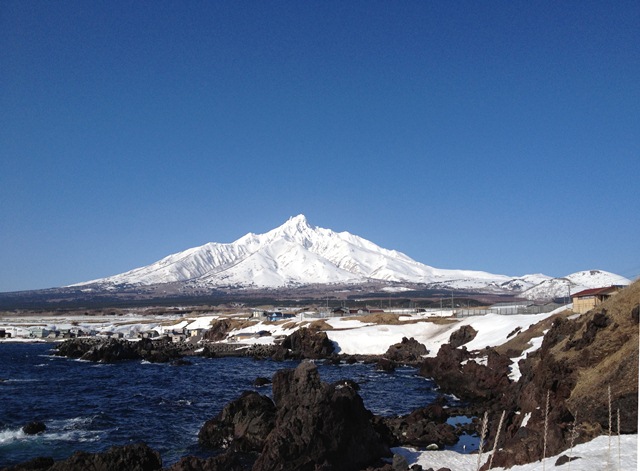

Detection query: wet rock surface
(22, 421), (46, 435)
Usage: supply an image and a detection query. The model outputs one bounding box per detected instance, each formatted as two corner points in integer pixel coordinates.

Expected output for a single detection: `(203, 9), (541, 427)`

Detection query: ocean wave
(0, 427), (25, 444)
(0, 416), (105, 447)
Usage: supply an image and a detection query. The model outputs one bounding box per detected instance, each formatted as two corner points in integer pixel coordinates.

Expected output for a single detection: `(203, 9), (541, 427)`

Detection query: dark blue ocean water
(0, 343), (468, 468)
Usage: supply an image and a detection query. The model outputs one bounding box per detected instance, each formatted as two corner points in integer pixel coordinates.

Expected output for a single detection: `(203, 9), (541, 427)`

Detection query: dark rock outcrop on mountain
(198, 391), (276, 452)
(448, 325), (477, 348)
(383, 337), (428, 364)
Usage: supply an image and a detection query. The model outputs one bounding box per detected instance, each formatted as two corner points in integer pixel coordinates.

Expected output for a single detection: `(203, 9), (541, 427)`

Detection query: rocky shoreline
(4, 282), (639, 471)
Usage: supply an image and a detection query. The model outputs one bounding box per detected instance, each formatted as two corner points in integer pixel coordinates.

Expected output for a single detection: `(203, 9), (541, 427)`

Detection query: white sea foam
(0, 427), (25, 444)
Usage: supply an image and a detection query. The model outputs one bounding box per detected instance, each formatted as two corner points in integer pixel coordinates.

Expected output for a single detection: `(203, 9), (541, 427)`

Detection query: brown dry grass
(566, 280), (639, 409)
(213, 318), (259, 330)
(343, 313), (457, 326)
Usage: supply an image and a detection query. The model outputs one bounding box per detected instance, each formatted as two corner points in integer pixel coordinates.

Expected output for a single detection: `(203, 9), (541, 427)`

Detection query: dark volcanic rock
(166, 451), (255, 471)
(203, 319), (235, 342)
(198, 391), (276, 452)
(55, 337), (187, 363)
(383, 337), (428, 364)
(376, 357), (396, 372)
(22, 421), (46, 435)
(252, 376), (271, 387)
(252, 361), (390, 471)
(45, 443), (162, 471)
(382, 402), (457, 449)
(277, 327), (335, 359)
(419, 345), (512, 402)
(79, 338), (142, 362)
(2, 456), (55, 471)
(448, 325), (477, 348)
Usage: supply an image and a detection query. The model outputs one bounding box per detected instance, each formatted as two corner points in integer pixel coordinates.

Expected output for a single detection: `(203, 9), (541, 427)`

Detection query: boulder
(252, 361), (390, 471)
(22, 421), (46, 435)
(376, 358), (396, 372)
(383, 337), (428, 364)
(252, 377), (271, 387)
(448, 325), (477, 349)
(277, 327), (335, 359)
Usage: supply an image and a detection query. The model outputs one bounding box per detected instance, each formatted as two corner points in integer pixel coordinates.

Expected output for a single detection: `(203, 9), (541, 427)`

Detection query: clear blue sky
(1, 1), (638, 292)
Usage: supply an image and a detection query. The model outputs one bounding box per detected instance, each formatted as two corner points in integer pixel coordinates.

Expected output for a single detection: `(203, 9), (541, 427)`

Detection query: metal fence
(455, 304), (563, 318)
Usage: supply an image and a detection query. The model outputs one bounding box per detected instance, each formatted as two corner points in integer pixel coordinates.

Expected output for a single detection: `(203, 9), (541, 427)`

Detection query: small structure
(29, 326), (50, 339)
(332, 307), (349, 317)
(571, 286), (624, 314)
(188, 328), (205, 338)
(69, 327), (86, 337)
(138, 330), (160, 339)
(168, 331), (187, 343)
(267, 312), (294, 322)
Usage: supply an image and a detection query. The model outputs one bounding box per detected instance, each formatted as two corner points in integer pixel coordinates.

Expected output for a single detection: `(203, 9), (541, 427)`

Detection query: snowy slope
(519, 270), (631, 301)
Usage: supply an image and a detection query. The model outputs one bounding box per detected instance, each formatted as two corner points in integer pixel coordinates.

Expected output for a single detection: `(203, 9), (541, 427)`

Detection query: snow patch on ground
(394, 434), (637, 471)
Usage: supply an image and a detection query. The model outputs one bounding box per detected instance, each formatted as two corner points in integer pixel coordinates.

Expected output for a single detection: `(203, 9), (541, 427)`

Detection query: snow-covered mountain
(74, 215), (631, 298)
(519, 270), (632, 301)
(75, 215), (512, 289)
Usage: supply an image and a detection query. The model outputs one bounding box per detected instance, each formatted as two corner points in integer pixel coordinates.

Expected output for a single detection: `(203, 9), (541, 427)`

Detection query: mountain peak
(283, 214), (310, 229)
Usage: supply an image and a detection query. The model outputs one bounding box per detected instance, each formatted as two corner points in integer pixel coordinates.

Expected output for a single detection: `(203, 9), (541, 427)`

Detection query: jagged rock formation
(253, 361), (390, 470)
(198, 391), (276, 452)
